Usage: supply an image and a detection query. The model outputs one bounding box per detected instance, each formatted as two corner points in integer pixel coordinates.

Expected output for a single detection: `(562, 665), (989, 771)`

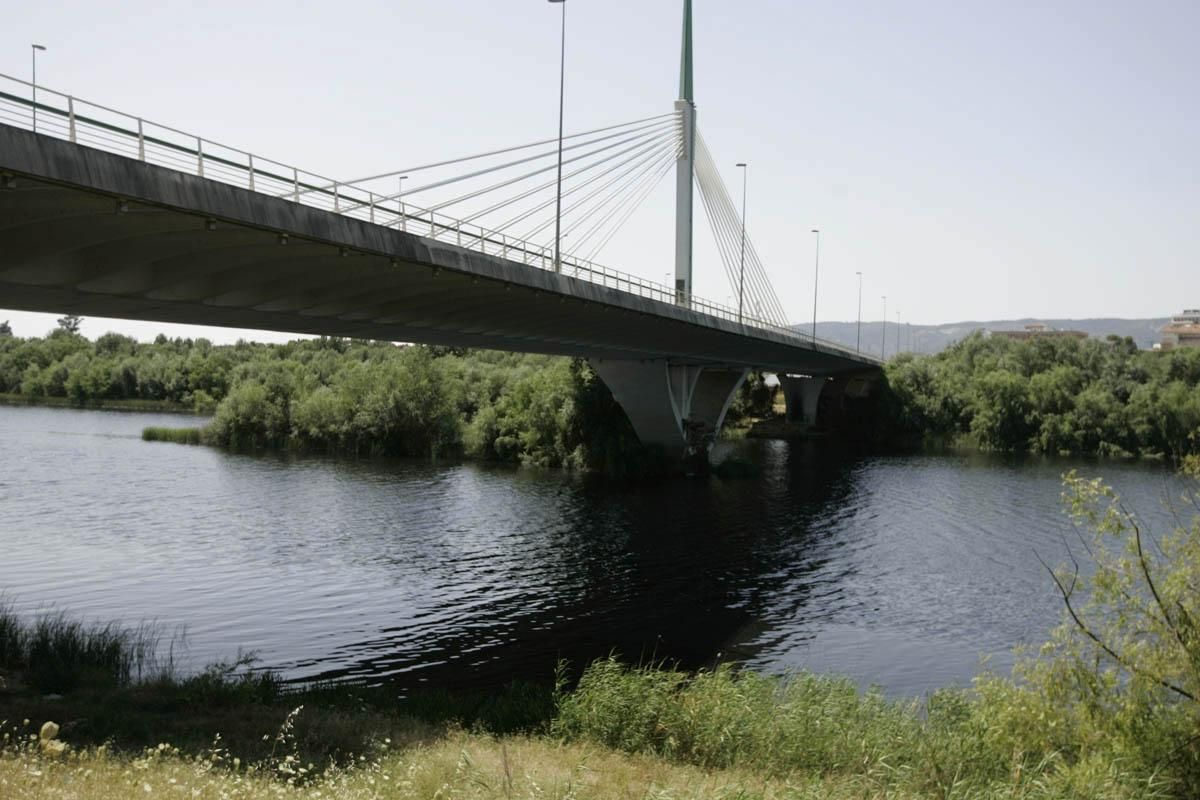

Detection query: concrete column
(588, 359), (747, 463)
(780, 375), (827, 426)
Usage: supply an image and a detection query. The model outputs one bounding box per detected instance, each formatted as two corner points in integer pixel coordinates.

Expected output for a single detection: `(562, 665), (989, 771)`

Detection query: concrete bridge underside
(0, 126), (879, 458)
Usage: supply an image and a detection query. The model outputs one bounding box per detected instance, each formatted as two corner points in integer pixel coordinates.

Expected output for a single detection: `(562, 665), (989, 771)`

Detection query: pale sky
(3, 0), (1197, 343)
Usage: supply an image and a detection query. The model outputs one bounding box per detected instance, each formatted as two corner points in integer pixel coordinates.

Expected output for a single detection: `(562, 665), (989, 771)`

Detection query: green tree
(56, 315), (83, 334)
(969, 370), (1034, 450)
(1017, 461), (1200, 793)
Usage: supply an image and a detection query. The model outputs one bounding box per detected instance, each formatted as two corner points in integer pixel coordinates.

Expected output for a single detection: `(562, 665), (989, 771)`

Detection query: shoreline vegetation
(4, 460), (1200, 797)
(881, 331), (1200, 458)
(2, 323), (1199, 472)
(0, 392), (194, 415)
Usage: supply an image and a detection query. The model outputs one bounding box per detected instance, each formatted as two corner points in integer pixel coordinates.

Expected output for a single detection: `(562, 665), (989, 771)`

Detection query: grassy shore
(0, 664), (1171, 800)
(2, 727), (933, 800)
(0, 604), (1183, 799)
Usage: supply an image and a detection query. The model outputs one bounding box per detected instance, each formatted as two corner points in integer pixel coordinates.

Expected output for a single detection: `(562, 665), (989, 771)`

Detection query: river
(0, 405), (1188, 697)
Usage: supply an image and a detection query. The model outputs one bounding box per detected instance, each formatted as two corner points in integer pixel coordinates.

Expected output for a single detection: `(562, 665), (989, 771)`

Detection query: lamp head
(736, 162), (746, 167)
(32, 44), (47, 51)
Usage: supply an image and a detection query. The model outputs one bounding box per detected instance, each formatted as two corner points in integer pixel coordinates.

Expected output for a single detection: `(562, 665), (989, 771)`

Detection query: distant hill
(805, 318), (1171, 357)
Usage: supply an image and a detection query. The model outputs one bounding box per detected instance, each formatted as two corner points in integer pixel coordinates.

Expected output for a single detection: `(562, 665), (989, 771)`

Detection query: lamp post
(549, 0), (567, 273)
(736, 162), (747, 323)
(810, 229), (821, 341)
(396, 174), (408, 225)
(881, 295), (887, 359)
(855, 271), (863, 353)
(31, 44), (46, 131)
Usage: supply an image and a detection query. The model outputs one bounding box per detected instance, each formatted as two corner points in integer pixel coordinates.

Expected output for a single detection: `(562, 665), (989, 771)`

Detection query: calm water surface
(0, 405), (1187, 696)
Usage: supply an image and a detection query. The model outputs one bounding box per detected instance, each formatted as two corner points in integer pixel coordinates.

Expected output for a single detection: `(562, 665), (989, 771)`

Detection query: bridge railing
(0, 73), (876, 364)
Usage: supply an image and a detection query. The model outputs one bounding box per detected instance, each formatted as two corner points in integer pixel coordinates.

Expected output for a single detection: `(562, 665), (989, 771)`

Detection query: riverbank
(0, 657), (1179, 800)
(0, 392), (194, 415)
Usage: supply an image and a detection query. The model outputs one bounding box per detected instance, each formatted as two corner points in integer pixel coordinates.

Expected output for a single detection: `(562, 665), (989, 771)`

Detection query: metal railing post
(456, 220), (461, 246)
(137, 119), (145, 161)
(400, 202), (406, 232)
(196, 137), (204, 176)
(333, 183), (340, 212)
(292, 168), (299, 202)
(67, 97), (76, 142)
(369, 193), (375, 224)
(247, 154), (255, 191)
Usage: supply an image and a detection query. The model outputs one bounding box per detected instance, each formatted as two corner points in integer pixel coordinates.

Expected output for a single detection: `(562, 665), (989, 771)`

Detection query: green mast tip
(679, 0), (694, 103)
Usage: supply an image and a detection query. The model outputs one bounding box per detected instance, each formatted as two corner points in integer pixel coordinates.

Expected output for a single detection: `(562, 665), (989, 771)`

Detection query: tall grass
(555, 659), (929, 775)
(0, 602), (169, 692)
(141, 426), (204, 444)
(552, 658), (1171, 798)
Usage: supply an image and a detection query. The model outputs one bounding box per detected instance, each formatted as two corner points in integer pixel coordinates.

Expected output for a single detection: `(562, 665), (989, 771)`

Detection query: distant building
(989, 323), (1088, 341)
(1160, 309), (1200, 350)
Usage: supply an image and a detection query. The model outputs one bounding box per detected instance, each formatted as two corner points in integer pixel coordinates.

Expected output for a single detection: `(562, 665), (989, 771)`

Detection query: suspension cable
(295, 110), (681, 200)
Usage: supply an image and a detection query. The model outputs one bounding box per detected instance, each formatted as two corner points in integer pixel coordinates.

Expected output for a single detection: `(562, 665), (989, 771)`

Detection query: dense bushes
(10, 320), (1198, 464)
(0, 328), (235, 410)
(0, 324), (649, 469)
(885, 332), (1200, 457)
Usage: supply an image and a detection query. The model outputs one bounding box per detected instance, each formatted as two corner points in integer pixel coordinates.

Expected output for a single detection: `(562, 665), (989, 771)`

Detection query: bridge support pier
(779, 375), (828, 426)
(588, 359), (747, 471)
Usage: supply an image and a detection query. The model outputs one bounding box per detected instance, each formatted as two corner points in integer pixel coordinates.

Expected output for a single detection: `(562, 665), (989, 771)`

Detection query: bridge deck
(0, 125), (879, 376)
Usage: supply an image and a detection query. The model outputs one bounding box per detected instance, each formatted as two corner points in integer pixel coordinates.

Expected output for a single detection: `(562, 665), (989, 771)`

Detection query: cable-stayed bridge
(0, 2), (879, 463)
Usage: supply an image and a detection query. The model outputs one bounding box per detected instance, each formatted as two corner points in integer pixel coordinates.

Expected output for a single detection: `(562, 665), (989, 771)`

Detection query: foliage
(885, 332), (1200, 456)
(726, 370), (774, 422)
(0, 327), (656, 471)
(1005, 458), (1200, 794)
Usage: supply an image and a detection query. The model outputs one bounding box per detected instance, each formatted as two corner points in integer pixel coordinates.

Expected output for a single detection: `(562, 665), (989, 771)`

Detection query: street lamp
(881, 295), (887, 359)
(31, 44), (46, 132)
(736, 162), (747, 323)
(549, 0), (567, 273)
(811, 229), (820, 340)
(855, 271), (863, 353)
(396, 174), (408, 225)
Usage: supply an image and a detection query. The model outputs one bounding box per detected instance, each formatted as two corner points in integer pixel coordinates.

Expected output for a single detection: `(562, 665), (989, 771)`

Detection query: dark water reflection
(0, 406), (1187, 697)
